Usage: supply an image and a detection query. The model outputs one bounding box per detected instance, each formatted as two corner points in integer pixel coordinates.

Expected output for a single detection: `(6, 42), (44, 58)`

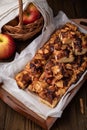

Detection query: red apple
(23, 3), (41, 25)
(0, 33), (16, 60)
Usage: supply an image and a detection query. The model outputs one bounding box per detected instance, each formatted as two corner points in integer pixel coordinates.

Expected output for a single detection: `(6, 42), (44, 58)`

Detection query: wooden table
(0, 19), (87, 130)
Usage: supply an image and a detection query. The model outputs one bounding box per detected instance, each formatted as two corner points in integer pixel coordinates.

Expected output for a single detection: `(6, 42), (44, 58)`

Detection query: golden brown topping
(15, 22), (87, 108)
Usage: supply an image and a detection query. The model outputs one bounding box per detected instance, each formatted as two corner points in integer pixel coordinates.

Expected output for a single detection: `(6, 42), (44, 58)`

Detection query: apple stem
(18, 0), (23, 30)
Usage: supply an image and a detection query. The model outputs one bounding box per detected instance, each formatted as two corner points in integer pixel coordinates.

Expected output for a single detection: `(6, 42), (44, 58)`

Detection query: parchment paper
(0, 11), (87, 119)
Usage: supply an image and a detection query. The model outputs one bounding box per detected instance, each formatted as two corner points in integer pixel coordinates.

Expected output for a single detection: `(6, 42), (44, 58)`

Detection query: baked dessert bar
(28, 52), (87, 108)
(15, 31), (61, 89)
(15, 22), (87, 107)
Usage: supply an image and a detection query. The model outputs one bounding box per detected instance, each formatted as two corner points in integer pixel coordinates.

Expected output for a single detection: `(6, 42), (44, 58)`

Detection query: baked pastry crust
(15, 22), (87, 107)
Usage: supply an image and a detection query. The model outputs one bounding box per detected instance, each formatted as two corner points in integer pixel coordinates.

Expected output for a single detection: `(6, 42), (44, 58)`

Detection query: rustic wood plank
(0, 100), (7, 130)
(72, 19), (87, 30)
(4, 107), (25, 130)
(25, 118), (42, 130)
(0, 102), (43, 130)
(47, 0), (87, 18)
(61, 0), (75, 18)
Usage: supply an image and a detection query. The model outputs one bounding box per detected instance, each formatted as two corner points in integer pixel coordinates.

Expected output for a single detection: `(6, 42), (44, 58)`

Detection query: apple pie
(15, 22), (87, 107)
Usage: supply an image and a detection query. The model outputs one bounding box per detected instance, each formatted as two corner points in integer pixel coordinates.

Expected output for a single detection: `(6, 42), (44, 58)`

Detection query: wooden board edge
(0, 86), (57, 130)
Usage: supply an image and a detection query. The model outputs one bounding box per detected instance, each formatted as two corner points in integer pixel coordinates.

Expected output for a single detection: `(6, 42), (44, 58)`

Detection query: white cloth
(0, 0), (55, 66)
(0, 0), (54, 32)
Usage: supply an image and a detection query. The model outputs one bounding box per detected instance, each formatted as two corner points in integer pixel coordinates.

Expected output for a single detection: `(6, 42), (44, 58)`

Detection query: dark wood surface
(47, 0), (87, 18)
(0, 19), (87, 130)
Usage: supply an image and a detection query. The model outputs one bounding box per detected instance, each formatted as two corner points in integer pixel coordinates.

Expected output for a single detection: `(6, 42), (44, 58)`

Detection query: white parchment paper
(0, 11), (87, 119)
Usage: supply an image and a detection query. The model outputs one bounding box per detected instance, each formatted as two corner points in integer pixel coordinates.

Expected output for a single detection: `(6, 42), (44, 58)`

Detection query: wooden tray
(0, 19), (87, 130)
(0, 72), (87, 130)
